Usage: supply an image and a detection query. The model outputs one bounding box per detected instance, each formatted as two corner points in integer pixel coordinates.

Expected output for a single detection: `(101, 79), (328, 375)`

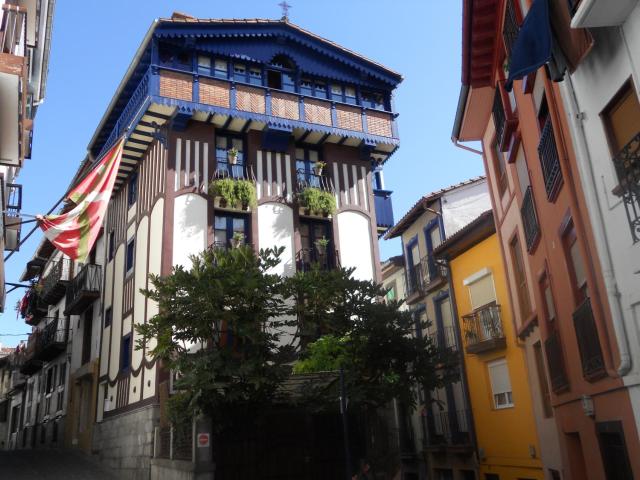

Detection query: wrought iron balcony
(373, 189), (394, 233)
(40, 258), (71, 305)
(19, 333), (42, 375)
(64, 264), (102, 315)
(538, 118), (563, 200)
(573, 297), (605, 379)
(502, 0), (520, 57)
(215, 160), (255, 181)
(20, 288), (47, 326)
(36, 319), (68, 363)
(405, 255), (447, 298)
(521, 186), (540, 252)
(462, 303), (506, 354)
(3, 183), (22, 252)
(296, 247), (337, 272)
(426, 408), (472, 448)
(296, 169), (334, 192)
(492, 84), (517, 152)
(544, 329), (569, 393)
(612, 132), (640, 243)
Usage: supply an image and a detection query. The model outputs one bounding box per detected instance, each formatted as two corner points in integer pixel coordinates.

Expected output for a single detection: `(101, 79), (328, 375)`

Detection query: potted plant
(314, 161), (326, 176)
(209, 178), (257, 210)
(227, 147), (239, 165)
(230, 232), (245, 249)
(298, 187), (336, 217)
(210, 178), (237, 208)
(235, 179), (258, 210)
(314, 236), (330, 256)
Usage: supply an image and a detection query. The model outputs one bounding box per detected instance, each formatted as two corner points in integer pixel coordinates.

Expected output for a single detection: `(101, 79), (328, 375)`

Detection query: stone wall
(93, 404), (159, 480)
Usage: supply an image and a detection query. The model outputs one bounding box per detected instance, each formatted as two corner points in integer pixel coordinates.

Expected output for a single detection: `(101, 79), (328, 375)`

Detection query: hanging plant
(298, 187), (336, 216)
(314, 236), (330, 256)
(314, 161), (327, 176)
(234, 179), (257, 208)
(230, 232), (245, 249)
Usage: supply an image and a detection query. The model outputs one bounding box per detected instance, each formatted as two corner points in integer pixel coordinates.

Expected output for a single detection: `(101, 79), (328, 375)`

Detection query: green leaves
(298, 187), (337, 215)
(137, 245), (457, 429)
(209, 178), (257, 208)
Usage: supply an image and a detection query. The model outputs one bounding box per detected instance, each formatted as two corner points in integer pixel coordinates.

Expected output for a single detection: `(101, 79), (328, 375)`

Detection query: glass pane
(315, 81), (327, 99)
(232, 138), (243, 152)
(570, 242), (587, 290)
(198, 56), (211, 68)
(214, 59), (227, 79)
(300, 224), (310, 250)
(295, 148), (304, 160)
(544, 286), (556, 320)
(309, 150), (318, 163)
(430, 226), (442, 249)
(232, 218), (245, 232)
(216, 136), (227, 149)
(411, 244), (420, 266)
(214, 230), (227, 246)
(439, 298), (453, 328)
(331, 84), (342, 94)
(214, 216), (227, 230)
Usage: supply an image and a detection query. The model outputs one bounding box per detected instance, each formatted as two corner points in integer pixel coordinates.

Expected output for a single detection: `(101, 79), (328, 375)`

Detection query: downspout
(559, 74), (631, 377)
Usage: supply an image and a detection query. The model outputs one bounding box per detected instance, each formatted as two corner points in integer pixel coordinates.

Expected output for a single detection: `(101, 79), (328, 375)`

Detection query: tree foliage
(137, 246), (458, 428)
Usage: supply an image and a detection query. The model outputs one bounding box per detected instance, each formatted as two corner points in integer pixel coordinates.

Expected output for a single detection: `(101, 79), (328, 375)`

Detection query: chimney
(171, 11), (196, 21)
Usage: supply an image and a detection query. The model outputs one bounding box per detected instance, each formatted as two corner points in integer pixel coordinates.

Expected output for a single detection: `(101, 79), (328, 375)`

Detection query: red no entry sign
(197, 433), (210, 448)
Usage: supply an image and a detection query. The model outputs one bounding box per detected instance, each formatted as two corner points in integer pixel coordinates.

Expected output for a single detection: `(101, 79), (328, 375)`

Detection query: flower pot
(228, 153), (238, 165)
(314, 167), (323, 176)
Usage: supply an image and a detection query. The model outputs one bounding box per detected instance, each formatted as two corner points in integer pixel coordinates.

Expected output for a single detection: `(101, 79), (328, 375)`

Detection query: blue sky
(0, 0), (483, 346)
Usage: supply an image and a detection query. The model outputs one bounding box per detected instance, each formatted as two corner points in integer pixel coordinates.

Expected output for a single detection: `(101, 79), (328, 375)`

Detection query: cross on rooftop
(278, 1), (292, 21)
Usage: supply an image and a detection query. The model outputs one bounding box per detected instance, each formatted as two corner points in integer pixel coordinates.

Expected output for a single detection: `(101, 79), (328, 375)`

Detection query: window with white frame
(488, 358), (514, 408)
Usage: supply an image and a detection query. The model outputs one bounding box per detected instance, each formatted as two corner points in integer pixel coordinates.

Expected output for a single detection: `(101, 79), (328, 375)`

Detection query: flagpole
(4, 135), (127, 263)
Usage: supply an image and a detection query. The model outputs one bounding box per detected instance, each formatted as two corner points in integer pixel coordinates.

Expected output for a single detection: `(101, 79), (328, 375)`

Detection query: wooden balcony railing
(406, 255), (447, 298)
(573, 297), (605, 379)
(462, 302), (506, 354)
(544, 329), (569, 392)
(521, 186), (540, 252)
(612, 131), (640, 243)
(64, 264), (102, 315)
(538, 118), (563, 200)
(0, 5), (26, 56)
(41, 259), (71, 305)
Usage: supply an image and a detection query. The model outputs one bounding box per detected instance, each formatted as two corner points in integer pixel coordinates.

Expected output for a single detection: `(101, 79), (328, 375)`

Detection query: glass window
(214, 215), (249, 248)
(214, 59), (228, 79)
(468, 273), (496, 309)
(314, 80), (327, 99)
(299, 218), (333, 270)
(108, 231), (115, 262)
(362, 91), (384, 110)
(120, 335), (131, 372)
(104, 307), (112, 328)
(296, 148), (322, 188)
(510, 234), (532, 319)
(534, 341), (553, 418)
(488, 358), (514, 408)
(197, 55), (211, 75)
(126, 238), (135, 274)
(215, 135), (245, 178)
(282, 73), (295, 92)
(562, 221), (588, 303)
(233, 63), (246, 82)
(300, 78), (313, 96)
(344, 86), (357, 105)
(248, 67), (262, 86)
(128, 172), (138, 207)
(331, 84), (343, 102)
(602, 80), (640, 155)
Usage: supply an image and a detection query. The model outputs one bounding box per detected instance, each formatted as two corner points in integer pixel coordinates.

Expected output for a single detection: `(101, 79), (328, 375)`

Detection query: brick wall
(159, 71), (192, 102)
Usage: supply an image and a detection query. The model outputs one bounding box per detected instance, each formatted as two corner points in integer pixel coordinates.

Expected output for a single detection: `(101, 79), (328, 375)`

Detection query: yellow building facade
(435, 211), (543, 480)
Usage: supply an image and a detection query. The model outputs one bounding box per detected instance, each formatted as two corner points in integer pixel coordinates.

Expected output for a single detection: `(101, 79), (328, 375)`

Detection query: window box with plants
(298, 187), (336, 218)
(209, 178), (257, 211)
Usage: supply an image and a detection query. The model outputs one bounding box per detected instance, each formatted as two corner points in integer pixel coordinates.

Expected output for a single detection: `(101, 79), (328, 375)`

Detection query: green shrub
(299, 187), (336, 215)
(209, 179), (257, 208)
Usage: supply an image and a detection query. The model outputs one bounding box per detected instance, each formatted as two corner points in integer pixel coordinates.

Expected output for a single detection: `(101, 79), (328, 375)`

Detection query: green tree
(136, 246), (457, 427)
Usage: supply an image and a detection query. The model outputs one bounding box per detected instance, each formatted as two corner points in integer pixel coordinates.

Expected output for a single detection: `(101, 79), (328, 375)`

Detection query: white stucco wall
(258, 202), (295, 277)
(337, 210), (374, 281)
(441, 180), (491, 237)
(172, 193), (208, 268)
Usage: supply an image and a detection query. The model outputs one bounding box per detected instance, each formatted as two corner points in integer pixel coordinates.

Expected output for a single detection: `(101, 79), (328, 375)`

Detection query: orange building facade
(453, 0), (640, 479)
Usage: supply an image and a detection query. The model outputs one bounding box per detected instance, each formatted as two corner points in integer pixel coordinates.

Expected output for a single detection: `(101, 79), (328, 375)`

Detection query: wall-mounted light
(581, 394), (595, 417)
(529, 444), (537, 458)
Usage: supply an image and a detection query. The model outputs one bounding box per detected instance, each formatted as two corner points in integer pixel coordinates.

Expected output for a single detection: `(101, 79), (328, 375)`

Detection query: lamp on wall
(581, 394), (595, 417)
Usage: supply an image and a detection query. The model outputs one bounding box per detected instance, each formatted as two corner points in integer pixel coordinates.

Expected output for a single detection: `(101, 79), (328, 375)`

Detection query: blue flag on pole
(505, 0), (552, 92)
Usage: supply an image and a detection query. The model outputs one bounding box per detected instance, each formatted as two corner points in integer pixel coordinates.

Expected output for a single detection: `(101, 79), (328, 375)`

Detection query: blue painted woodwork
(90, 20), (401, 158)
(374, 189), (394, 230)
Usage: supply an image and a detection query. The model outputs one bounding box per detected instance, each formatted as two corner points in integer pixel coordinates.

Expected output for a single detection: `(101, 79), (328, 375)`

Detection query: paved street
(0, 449), (117, 479)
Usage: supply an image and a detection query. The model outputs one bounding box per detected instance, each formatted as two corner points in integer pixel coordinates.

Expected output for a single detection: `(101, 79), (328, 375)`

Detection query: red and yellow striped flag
(38, 138), (125, 261)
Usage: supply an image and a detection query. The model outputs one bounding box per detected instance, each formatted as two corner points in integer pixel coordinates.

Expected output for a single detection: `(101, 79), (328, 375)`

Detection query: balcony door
(424, 219), (442, 280)
(467, 271), (498, 340)
(215, 135), (245, 178)
(299, 218), (333, 270)
(405, 238), (421, 293)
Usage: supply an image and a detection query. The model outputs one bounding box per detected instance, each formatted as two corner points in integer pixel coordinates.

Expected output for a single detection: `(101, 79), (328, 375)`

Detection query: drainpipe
(558, 75), (631, 377)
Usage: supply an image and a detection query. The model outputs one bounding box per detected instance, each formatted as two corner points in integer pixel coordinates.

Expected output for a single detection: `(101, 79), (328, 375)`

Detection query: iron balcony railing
(64, 264), (102, 315)
(493, 87), (507, 151)
(214, 159), (255, 181)
(573, 297), (605, 379)
(430, 326), (458, 354)
(373, 189), (394, 232)
(612, 132), (640, 243)
(6, 183), (22, 216)
(521, 186), (540, 252)
(296, 247), (338, 272)
(538, 118), (563, 200)
(296, 169), (334, 192)
(544, 329), (569, 393)
(462, 302), (506, 354)
(428, 409), (471, 446)
(36, 319), (68, 362)
(40, 258), (71, 305)
(406, 255), (447, 298)
(502, 0), (520, 57)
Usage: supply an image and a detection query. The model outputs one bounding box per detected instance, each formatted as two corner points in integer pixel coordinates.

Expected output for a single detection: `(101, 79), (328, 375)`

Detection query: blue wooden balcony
(374, 189), (394, 234)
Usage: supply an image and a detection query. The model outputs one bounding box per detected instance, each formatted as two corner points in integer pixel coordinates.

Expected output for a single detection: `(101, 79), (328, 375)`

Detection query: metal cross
(278, 1), (292, 21)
